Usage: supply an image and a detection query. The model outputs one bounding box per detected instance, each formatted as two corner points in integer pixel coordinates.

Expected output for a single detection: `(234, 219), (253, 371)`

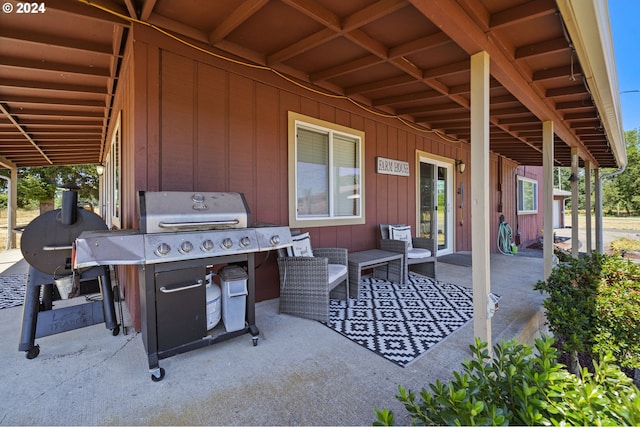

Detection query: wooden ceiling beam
(533, 65), (582, 82)
(209, 0), (269, 43)
(0, 28), (114, 56)
(372, 89), (442, 106)
(343, 0), (407, 32)
(268, 28), (338, 65)
(0, 79), (107, 95)
(490, 0), (556, 30)
(515, 37), (570, 59)
(1, 57), (111, 78)
(0, 96), (105, 108)
(310, 55), (380, 82)
(388, 32), (451, 58)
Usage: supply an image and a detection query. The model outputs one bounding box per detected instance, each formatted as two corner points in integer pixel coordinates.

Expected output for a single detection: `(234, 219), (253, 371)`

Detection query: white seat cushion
(408, 248), (432, 259)
(328, 264), (347, 283)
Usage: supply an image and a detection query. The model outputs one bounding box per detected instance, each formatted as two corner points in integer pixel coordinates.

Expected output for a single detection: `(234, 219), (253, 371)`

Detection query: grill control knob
(155, 243), (171, 257)
(201, 239), (214, 252)
(179, 241), (193, 254)
(221, 238), (233, 249)
(239, 236), (251, 247)
(270, 235), (280, 246)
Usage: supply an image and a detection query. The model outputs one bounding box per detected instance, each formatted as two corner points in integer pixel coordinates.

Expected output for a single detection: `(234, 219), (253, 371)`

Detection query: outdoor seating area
(0, 248), (547, 425)
(277, 226), (439, 323)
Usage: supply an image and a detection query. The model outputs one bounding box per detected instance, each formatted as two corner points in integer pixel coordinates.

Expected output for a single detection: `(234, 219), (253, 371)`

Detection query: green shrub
(535, 252), (640, 371)
(592, 254), (640, 369)
(374, 337), (640, 426)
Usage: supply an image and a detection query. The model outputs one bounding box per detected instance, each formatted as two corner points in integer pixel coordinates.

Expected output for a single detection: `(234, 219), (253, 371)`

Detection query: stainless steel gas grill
(73, 191), (292, 381)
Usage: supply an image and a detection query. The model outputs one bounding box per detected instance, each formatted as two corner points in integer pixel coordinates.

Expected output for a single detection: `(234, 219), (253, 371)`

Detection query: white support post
(543, 121), (554, 280)
(571, 148), (580, 258)
(584, 161), (592, 254)
(470, 51), (491, 347)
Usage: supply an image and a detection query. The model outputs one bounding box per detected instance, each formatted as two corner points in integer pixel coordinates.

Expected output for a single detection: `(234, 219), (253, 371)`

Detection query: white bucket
(54, 275), (74, 300)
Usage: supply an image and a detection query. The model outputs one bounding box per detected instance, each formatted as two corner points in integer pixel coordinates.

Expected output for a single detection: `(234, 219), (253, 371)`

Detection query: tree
(612, 129), (640, 215)
(5, 165), (100, 212)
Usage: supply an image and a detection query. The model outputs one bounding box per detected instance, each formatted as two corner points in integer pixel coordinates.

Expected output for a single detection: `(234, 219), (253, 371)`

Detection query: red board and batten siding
(108, 23), (540, 331)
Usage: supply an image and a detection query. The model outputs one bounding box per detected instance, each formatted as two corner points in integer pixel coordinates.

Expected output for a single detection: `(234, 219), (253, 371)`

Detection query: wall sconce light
(568, 173), (579, 182)
(455, 160), (466, 174)
(95, 164), (105, 176)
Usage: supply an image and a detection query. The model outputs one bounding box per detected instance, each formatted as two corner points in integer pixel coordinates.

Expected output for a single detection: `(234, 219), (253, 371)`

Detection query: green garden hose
(498, 219), (514, 255)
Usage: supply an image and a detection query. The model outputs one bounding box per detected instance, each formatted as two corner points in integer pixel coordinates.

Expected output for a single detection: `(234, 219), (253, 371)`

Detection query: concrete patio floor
(0, 249), (546, 426)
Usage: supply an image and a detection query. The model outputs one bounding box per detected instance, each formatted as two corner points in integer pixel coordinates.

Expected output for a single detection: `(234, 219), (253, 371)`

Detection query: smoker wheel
(111, 326), (120, 336)
(252, 337), (258, 346)
(25, 345), (40, 360)
(151, 368), (165, 382)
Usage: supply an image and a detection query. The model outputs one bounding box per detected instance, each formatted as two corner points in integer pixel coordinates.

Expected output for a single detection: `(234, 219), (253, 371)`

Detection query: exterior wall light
(96, 165), (105, 176)
(456, 160), (466, 174)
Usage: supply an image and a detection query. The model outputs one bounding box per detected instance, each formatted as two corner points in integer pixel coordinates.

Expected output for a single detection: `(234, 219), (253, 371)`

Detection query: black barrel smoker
(18, 187), (119, 359)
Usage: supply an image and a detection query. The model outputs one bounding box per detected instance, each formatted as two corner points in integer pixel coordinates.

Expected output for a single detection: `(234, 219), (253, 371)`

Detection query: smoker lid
(21, 208), (108, 275)
(138, 191), (251, 233)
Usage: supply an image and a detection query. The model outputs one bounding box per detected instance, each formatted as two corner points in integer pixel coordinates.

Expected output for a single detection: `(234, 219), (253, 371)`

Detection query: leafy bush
(533, 254), (600, 367)
(534, 252), (640, 371)
(374, 337), (640, 426)
(592, 254), (640, 369)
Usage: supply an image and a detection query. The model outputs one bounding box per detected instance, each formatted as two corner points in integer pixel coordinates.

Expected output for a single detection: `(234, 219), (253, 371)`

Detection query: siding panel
(160, 51), (195, 190)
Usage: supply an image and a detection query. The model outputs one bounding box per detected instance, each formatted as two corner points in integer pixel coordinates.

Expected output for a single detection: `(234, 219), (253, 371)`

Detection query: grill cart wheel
(25, 345), (40, 360)
(151, 368), (165, 382)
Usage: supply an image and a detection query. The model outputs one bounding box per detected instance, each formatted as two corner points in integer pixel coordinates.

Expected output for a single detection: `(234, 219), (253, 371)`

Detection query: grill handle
(159, 280), (203, 294)
(43, 245), (73, 251)
(158, 219), (239, 229)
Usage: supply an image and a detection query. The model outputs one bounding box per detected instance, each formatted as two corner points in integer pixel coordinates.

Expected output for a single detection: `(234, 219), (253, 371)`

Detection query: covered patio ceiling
(0, 0), (625, 169)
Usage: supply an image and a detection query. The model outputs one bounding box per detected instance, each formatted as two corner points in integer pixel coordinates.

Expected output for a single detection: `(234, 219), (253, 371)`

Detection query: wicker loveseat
(379, 224), (437, 282)
(277, 232), (349, 323)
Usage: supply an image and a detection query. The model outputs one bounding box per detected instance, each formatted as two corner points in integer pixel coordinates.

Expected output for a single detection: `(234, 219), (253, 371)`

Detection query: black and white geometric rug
(327, 273), (496, 367)
(0, 273), (26, 309)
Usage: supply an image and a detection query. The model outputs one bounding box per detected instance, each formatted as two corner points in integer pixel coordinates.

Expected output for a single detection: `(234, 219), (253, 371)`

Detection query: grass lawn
(564, 214), (640, 231)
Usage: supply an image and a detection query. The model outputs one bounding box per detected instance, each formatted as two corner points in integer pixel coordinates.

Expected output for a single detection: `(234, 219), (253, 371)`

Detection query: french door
(418, 154), (454, 255)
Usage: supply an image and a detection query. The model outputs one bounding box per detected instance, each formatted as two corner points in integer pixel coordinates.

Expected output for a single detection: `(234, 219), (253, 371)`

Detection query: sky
(609, 0), (640, 133)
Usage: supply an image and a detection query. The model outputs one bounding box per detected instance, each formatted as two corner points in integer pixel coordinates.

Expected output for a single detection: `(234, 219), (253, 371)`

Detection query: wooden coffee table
(348, 249), (404, 299)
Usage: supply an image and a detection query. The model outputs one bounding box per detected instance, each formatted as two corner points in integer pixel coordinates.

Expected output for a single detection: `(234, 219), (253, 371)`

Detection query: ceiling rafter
(489, 0), (556, 30)
(209, 0), (269, 44)
(0, 103), (52, 164)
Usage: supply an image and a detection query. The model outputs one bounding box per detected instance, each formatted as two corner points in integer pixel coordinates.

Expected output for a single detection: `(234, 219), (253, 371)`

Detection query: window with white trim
(105, 113), (121, 229)
(517, 176), (538, 214)
(288, 112), (365, 227)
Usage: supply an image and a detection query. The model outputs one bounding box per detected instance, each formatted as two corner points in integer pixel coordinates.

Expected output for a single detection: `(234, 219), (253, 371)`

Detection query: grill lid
(138, 191), (251, 234)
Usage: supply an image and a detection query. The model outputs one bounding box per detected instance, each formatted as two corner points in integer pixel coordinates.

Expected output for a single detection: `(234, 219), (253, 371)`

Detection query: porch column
(595, 168), (603, 253)
(0, 158), (18, 249)
(9, 166), (17, 248)
(470, 51), (491, 347)
(542, 121), (554, 280)
(570, 147), (580, 258)
(584, 161), (592, 254)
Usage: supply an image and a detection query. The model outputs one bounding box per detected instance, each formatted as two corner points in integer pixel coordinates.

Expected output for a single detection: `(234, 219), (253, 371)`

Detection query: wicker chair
(277, 233), (349, 323)
(379, 224), (437, 283)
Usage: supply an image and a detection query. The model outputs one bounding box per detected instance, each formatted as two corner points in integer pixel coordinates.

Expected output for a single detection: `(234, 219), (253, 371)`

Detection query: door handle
(160, 279), (203, 293)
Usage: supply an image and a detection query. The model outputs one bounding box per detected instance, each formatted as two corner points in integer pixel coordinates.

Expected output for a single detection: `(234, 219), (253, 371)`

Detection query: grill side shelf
(74, 230), (145, 268)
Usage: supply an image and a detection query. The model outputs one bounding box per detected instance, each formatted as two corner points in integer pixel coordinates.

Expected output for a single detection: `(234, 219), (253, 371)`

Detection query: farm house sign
(376, 157), (410, 176)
